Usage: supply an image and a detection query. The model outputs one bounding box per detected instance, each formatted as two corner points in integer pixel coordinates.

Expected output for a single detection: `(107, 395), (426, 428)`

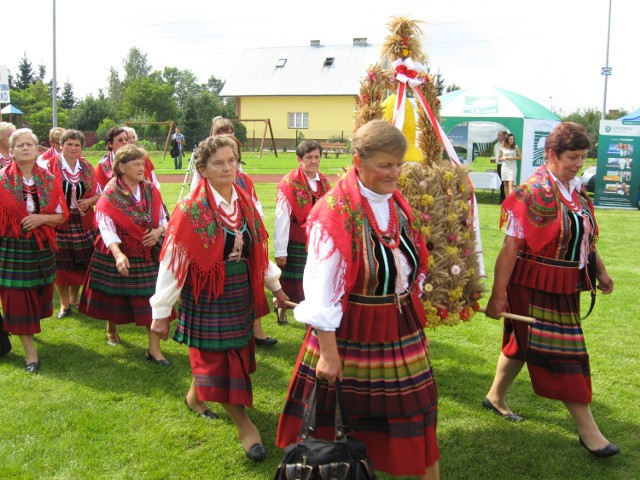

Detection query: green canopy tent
(438, 86), (560, 182)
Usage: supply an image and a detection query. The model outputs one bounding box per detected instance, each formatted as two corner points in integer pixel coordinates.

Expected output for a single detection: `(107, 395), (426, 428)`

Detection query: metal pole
(52, 0), (58, 126)
(601, 0), (612, 120)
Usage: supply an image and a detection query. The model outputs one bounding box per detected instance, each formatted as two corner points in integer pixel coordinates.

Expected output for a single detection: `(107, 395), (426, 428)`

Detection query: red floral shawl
(96, 177), (163, 259)
(160, 178), (269, 313)
(500, 164), (598, 255)
(143, 156), (155, 184)
(94, 152), (114, 189)
(307, 167), (428, 311)
(0, 161), (68, 250)
(48, 155), (97, 231)
(278, 166), (331, 225)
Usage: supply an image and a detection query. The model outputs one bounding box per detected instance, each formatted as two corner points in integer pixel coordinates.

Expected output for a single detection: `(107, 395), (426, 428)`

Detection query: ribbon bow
(392, 58), (425, 88)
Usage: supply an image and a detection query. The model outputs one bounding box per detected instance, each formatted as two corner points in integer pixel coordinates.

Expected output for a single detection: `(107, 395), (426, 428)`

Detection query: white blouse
(150, 182), (282, 319)
(273, 172), (320, 257)
(293, 181), (413, 332)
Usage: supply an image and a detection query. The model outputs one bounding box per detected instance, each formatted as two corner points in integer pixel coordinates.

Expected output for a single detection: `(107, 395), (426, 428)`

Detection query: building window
(288, 112), (308, 129)
(276, 58), (287, 67)
(324, 57), (335, 66)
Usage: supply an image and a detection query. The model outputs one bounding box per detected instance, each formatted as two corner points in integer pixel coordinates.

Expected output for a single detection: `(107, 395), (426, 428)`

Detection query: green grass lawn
(1, 173), (638, 479)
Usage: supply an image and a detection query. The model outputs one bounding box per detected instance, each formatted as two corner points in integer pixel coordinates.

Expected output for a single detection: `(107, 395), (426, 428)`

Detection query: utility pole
(52, 0), (58, 127)
(601, 0), (612, 120)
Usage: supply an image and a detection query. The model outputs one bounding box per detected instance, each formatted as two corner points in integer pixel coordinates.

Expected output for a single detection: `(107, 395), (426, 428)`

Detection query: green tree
(38, 64), (46, 82)
(68, 91), (117, 131)
(10, 82), (69, 140)
(123, 47), (151, 83)
(562, 108), (601, 157)
(119, 76), (177, 121)
(182, 89), (233, 144)
(15, 53), (36, 91)
(107, 67), (124, 110)
(96, 118), (119, 144)
(60, 81), (76, 110)
(163, 67), (201, 109)
(205, 76), (226, 95)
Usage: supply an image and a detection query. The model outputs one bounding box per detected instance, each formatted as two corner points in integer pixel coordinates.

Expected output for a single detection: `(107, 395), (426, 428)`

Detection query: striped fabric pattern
(0, 236), (55, 288)
(174, 260), (254, 351)
(0, 284), (54, 334)
(85, 250), (159, 296)
(55, 211), (95, 271)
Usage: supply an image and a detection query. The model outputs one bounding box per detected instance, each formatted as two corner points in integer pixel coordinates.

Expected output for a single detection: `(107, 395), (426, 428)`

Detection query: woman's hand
(21, 214), (46, 231)
(151, 317), (171, 341)
(596, 271), (614, 294)
(142, 227), (163, 248)
(485, 291), (508, 319)
(272, 288), (290, 309)
(275, 256), (287, 268)
(316, 352), (343, 386)
(114, 252), (130, 277)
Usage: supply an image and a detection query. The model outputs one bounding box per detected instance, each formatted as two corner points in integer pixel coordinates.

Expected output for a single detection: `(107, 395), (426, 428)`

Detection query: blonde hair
(352, 120), (407, 161)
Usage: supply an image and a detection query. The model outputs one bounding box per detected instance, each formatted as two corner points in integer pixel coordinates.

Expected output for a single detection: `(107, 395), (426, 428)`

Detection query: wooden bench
(319, 142), (346, 158)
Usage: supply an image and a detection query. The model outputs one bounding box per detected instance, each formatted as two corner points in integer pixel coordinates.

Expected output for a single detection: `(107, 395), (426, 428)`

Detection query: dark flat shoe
(145, 350), (170, 367)
(482, 397), (525, 422)
(255, 336), (278, 347)
(56, 308), (71, 319)
(25, 361), (39, 373)
(244, 443), (266, 462)
(579, 437), (620, 458)
(183, 397), (218, 420)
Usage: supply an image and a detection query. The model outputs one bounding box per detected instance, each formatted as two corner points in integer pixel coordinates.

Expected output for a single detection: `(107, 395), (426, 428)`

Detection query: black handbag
(0, 314), (12, 357)
(274, 380), (377, 480)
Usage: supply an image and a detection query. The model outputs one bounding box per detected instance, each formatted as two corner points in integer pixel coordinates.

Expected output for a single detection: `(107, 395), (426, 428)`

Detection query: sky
(2, 0), (636, 116)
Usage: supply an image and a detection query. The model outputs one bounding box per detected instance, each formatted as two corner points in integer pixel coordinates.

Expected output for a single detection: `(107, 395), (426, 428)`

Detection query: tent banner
(594, 120), (640, 209)
(519, 119), (560, 182)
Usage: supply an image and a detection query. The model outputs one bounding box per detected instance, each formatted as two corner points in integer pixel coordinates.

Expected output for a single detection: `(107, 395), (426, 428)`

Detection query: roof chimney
(353, 37), (367, 46)
(311, 40), (321, 47)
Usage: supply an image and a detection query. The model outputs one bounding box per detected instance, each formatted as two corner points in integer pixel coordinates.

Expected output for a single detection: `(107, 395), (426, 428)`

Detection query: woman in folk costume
(80, 144), (173, 364)
(274, 140), (331, 322)
(483, 122), (619, 457)
(94, 126), (129, 190)
(277, 120), (440, 480)
(0, 128), (67, 372)
(150, 135), (289, 462)
(47, 130), (100, 319)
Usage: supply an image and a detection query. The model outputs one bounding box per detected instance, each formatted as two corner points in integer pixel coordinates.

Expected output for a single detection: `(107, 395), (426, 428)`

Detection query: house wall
(237, 95), (356, 149)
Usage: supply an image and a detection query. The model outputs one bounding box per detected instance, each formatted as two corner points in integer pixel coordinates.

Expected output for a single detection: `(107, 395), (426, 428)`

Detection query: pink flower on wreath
(448, 233), (457, 243)
(423, 213), (431, 222)
(451, 264), (461, 275)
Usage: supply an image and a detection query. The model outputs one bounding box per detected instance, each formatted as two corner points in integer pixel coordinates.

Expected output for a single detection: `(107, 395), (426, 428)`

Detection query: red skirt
(79, 289), (163, 326)
(0, 285), (54, 335)
(189, 340), (257, 407)
(503, 283), (592, 403)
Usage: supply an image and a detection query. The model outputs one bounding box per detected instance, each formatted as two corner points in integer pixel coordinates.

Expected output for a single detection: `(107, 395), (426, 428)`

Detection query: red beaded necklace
(361, 197), (400, 249)
(218, 200), (242, 230)
(303, 173), (323, 199)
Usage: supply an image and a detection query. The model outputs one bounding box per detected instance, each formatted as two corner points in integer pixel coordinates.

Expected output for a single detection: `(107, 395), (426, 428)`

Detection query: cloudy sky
(3, 0), (635, 115)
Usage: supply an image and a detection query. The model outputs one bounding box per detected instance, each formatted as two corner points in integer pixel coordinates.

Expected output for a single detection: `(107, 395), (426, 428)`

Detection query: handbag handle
(299, 379), (353, 442)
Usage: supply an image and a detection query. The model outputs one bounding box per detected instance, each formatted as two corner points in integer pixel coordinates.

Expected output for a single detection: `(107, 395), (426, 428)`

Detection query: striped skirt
(0, 236), (55, 335)
(276, 294), (439, 476)
(175, 260), (256, 406)
(503, 283), (592, 403)
(280, 239), (306, 303)
(79, 250), (160, 325)
(55, 211), (95, 286)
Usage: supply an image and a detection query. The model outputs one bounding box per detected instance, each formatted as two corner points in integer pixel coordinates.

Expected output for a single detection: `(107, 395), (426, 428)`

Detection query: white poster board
(519, 118), (560, 182)
(0, 66), (10, 104)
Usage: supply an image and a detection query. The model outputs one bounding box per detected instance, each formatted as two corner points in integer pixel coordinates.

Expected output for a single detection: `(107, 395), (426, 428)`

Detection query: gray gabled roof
(219, 42), (381, 97)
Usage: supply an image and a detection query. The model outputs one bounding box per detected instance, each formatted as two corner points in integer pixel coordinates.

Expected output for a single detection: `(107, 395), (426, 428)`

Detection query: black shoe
(255, 336), (278, 347)
(56, 308), (71, 319)
(244, 443), (266, 462)
(482, 397), (525, 422)
(25, 361), (39, 373)
(184, 397), (218, 420)
(145, 350), (170, 367)
(579, 437), (620, 458)
(277, 307), (288, 326)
